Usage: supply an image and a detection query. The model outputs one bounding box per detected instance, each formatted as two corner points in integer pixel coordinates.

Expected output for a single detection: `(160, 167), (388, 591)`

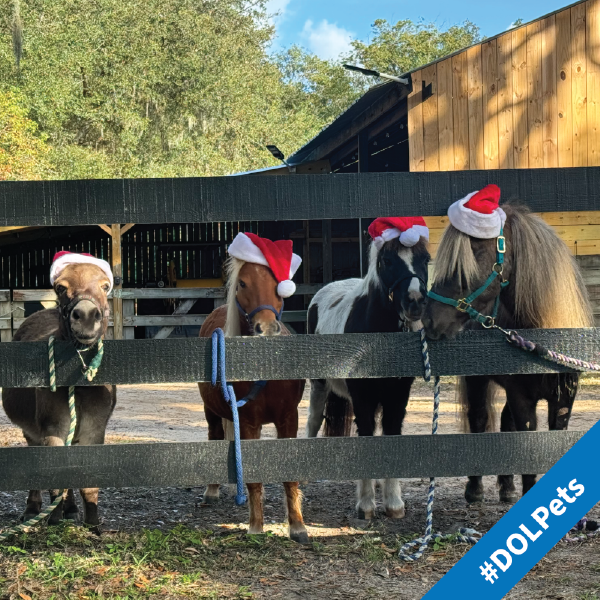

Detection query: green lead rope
(0, 336), (104, 543)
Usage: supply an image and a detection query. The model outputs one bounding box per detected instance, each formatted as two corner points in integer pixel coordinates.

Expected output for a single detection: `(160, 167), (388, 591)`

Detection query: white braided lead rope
(398, 330), (481, 562)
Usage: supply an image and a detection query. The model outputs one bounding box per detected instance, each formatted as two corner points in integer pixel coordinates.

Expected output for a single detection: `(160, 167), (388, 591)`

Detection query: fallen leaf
(19, 593), (32, 600)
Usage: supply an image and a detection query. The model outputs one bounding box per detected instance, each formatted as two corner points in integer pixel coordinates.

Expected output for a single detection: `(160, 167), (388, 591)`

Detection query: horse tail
(456, 377), (498, 433)
(323, 392), (354, 437)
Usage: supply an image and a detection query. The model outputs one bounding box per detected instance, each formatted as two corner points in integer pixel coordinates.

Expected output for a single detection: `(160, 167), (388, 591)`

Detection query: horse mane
(224, 256), (244, 337)
(361, 241), (384, 294)
(434, 203), (593, 329)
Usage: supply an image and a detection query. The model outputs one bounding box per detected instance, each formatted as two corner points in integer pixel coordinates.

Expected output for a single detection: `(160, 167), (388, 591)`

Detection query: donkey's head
(51, 253), (112, 346)
(375, 238), (430, 322)
(225, 233), (301, 337)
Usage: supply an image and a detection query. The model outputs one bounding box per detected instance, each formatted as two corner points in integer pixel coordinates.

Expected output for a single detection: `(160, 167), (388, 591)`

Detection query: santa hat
(50, 251), (114, 293)
(368, 217), (429, 250)
(447, 184), (507, 239)
(227, 232), (302, 298)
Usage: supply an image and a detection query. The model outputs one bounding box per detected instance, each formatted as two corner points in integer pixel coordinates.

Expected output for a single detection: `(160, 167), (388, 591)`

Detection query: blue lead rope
(211, 328), (247, 506)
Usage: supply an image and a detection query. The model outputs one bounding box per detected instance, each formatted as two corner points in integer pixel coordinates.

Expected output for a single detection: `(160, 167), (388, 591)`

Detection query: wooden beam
(111, 224), (123, 340)
(0, 431), (583, 490)
(151, 298), (199, 339)
(97, 224), (111, 235)
(3, 169), (600, 225)
(0, 328), (598, 388)
(120, 223), (135, 236)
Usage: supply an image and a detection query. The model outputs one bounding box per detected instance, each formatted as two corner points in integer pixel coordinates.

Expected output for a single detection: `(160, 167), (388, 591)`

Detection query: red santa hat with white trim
(50, 251), (114, 292)
(447, 184), (507, 239)
(227, 232), (302, 298)
(368, 217), (429, 249)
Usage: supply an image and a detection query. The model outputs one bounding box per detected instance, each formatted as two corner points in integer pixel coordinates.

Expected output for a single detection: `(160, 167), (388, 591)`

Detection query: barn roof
(286, 0), (586, 168)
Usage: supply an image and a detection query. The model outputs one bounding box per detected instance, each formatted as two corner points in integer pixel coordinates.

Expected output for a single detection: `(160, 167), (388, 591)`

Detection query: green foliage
(349, 18), (481, 76)
(0, 1), (484, 180)
(0, 88), (50, 179)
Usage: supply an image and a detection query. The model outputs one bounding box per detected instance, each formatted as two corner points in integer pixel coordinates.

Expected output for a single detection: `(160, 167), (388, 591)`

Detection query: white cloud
(301, 19), (354, 60)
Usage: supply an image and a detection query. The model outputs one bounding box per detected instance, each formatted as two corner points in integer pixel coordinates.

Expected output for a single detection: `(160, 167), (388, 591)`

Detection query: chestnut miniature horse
(198, 257), (308, 543)
(2, 262), (116, 531)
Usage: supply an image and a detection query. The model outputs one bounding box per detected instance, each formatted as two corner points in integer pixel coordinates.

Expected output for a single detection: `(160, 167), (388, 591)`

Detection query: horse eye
(101, 284), (110, 293)
(55, 285), (66, 295)
(239, 280), (246, 289)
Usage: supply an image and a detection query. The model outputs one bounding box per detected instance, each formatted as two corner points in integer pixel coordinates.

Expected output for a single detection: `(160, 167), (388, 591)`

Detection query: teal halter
(427, 229), (510, 328)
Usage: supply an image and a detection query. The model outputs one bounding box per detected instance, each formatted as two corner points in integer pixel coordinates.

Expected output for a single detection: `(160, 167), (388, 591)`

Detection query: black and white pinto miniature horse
(306, 236), (430, 519)
(423, 203), (593, 504)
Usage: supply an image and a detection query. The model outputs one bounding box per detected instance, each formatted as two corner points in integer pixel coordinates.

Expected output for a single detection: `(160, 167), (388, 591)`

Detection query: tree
(0, 89), (50, 180)
(348, 19), (481, 76)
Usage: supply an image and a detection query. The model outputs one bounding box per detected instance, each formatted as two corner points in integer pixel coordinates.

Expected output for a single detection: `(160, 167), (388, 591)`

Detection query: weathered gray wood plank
(0, 329), (598, 387)
(1, 168), (599, 226)
(0, 431), (584, 490)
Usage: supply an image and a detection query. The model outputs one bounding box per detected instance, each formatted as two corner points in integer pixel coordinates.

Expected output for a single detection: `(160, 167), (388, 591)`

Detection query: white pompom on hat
(447, 184), (507, 239)
(227, 232), (302, 298)
(50, 251), (114, 293)
(367, 217), (429, 249)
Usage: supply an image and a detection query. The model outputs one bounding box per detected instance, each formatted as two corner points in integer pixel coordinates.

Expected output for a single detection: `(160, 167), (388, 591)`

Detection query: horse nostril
(254, 323), (263, 334)
(94, 309), (102, 322)
(72, 309), (82, 321)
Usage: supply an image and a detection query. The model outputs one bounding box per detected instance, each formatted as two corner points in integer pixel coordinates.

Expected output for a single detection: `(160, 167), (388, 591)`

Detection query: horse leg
(202, 406), (225, 504)
(504, 381), (538, 496)
(306, 379), (327, 438)
(462, 376), (492, 504)
(497, 402), (518, 504)
(63, 489), (79, 521)
(548, 374), (578, 431)
(380, 377), (412, 519)
(239, 422), (264, 535)
(21, 434), (43, 521)
(348, 381), (377, 519)
(275, 415), (309, 544)
(79, 488), (100, 532)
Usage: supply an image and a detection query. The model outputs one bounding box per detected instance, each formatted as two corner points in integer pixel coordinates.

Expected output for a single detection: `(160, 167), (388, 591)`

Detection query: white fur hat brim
(373, 225), (429, 250)
(448, 192), (507, 239)
(50, 254), (114, 293)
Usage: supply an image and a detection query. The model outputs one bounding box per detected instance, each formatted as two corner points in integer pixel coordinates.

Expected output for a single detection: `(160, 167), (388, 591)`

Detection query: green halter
(427, 229), (510, 328)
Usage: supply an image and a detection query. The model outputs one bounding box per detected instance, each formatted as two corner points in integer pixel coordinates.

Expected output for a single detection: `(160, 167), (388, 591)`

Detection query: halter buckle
(456, 298), (470, 313)
(497, 236), (506, 254)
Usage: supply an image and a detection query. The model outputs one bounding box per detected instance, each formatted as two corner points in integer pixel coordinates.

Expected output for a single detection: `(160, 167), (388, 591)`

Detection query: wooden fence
(0, 169), (599, 492)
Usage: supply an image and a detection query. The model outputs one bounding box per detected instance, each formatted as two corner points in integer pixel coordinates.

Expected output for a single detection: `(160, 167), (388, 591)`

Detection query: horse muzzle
(67, 298), (106, 345)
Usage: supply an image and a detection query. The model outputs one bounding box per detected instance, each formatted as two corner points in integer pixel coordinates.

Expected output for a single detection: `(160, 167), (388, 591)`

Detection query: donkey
(2, 254), (116, 530)
(198, 233), (308, 543)
(424, 194), (593, 504)
(306, 218), (430, 519)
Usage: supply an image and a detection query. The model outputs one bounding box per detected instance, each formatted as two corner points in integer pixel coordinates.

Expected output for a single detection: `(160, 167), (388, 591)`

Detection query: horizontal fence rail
(1, 328), (599, 388)
(0, 432), (584, 490)
(1, 168), (600, 226)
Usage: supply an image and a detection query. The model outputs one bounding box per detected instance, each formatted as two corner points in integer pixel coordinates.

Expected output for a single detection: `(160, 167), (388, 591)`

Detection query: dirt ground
(0, 379), (599, 599)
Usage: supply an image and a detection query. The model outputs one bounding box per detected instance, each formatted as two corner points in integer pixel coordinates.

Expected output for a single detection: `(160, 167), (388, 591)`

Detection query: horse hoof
(20, 511), (39, 523)
(464, 490), (484, 504)
(499, 492), (519, 504)
(247, 527), (264, 535)
(385, 506), (406, 519)
(290, 531), (310, 544)
(85, 524), (102, 536)
(356, 508), (374, 520)
(202, 494), (220, 505)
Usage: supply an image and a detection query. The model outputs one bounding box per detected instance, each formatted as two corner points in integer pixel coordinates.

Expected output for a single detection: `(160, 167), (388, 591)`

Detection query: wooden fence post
(111, 224), (123, 340)
(0, 290), (11, 342)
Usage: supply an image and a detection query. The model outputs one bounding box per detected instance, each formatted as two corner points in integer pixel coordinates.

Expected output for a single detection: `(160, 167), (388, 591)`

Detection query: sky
(266, 0), (572, 60)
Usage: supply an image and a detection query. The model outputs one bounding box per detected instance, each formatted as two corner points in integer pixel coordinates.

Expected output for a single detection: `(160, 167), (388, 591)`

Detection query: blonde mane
(434, 204), (593, 329)
(224, 256), (244, 337)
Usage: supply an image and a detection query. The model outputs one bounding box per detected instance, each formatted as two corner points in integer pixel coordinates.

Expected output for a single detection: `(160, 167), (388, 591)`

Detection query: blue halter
(236, 299), (283, 324)
(427, 229), (510, 328)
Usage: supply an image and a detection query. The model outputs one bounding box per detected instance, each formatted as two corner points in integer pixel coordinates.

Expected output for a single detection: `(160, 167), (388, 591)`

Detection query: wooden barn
(2, 0), (600, 337)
